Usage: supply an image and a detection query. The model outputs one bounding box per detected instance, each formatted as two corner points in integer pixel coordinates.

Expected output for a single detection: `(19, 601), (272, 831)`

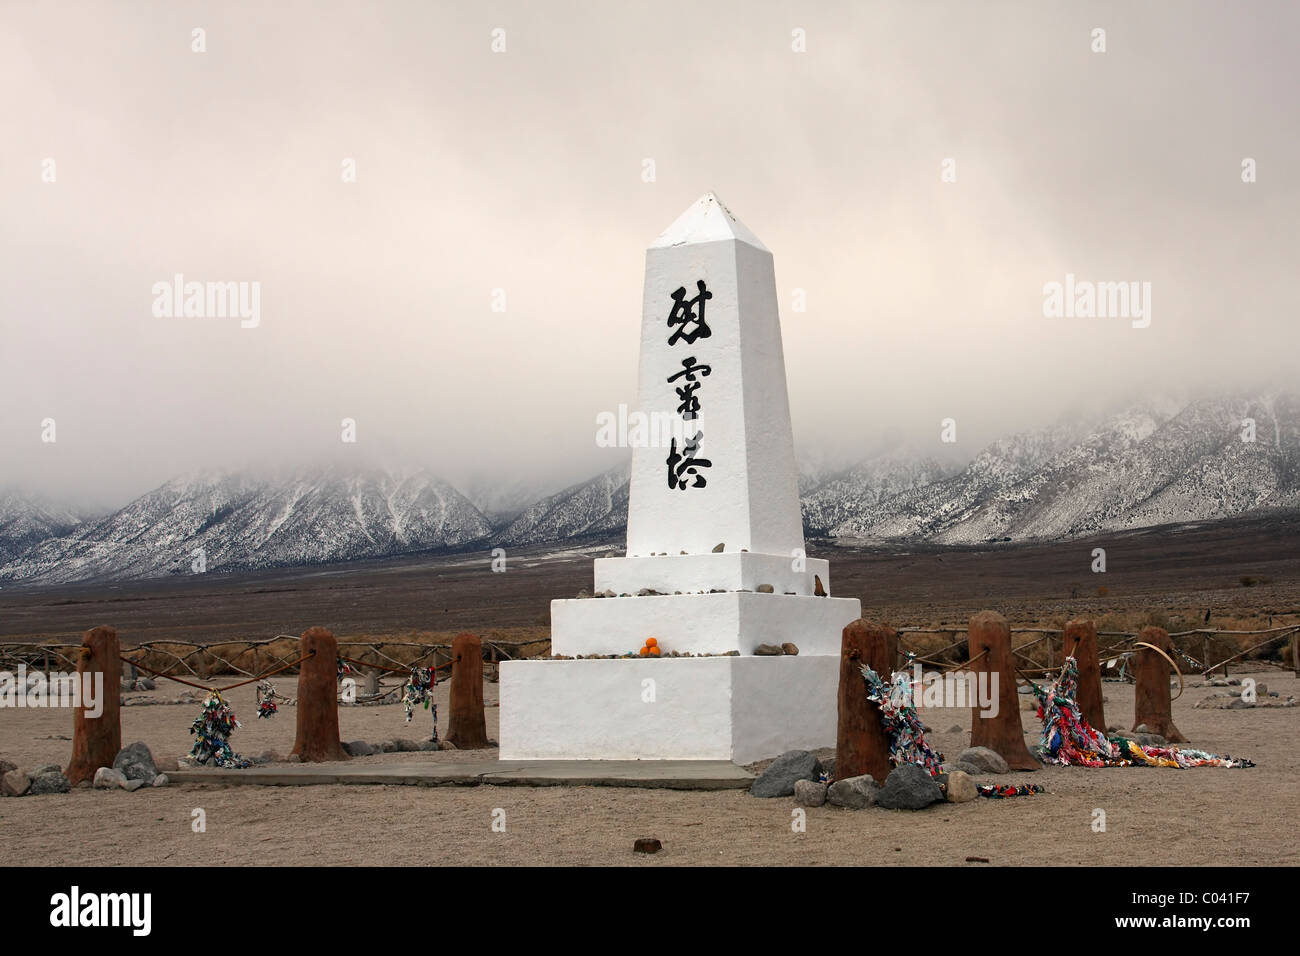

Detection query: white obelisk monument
(499, 193), (861, 763)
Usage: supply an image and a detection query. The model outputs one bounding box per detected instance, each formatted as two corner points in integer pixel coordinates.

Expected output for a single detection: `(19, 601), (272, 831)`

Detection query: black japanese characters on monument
(665, 282), (714, 490)
(666, 279), (712, 345)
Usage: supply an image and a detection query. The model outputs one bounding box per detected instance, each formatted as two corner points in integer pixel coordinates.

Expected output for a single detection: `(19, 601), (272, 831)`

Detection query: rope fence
(1, 623), (1294, 685)
(0, 634), (537, 685)
(895, 623), (1300, 679)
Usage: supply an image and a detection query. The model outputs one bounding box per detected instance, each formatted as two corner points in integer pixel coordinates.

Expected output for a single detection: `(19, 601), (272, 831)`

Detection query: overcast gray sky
(2, 0), (1297, 509)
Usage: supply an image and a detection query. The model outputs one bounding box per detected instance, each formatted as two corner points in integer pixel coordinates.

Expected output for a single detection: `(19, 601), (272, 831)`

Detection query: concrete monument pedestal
(499, 194), (861, 763)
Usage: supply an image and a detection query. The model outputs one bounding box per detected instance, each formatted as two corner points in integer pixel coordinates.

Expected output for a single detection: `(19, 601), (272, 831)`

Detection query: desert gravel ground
(3, 669), (1295, 866)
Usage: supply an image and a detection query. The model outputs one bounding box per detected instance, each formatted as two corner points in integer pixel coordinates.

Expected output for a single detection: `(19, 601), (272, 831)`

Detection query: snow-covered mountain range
(806, 393), (1300, 544)
(2, 392), (1296, 584)
(0, 467), (492, 583)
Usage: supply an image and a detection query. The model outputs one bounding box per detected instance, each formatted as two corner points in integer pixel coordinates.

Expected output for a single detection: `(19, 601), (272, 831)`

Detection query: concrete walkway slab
(167, 759), (754, 791)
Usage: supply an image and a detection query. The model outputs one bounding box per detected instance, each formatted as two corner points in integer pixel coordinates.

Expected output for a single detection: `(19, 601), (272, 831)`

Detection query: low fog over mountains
(2, 392), (1296, 585)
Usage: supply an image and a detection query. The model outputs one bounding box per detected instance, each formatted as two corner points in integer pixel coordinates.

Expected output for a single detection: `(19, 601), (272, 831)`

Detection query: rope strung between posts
(1014, 641), (1184, 700)
(1201, 625), (1300, 675)
(120, 649), (316, 694)
(936, 647), (988, 674)
(900, 647), (989, 673)
(337, 654), (446, 677)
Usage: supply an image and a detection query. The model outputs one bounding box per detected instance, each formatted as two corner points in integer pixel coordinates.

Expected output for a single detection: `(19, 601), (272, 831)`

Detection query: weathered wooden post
(446, 632), (489, 750)
(1132, 625), (1186, 742)
(1063, 618), (1106, 732)
(835, 619), (898, 783)
(968, 610), (1038, 771)
(290, 627), (350, 762)
(65, 625), (123, 786)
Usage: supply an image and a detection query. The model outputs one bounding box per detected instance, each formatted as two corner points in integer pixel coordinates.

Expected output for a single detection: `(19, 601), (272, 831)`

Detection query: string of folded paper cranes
(858, 649), (1254, 801)
(119, 651), (445, 769)
(1028, 656), (1254, 769)
(255, 679), (290, 719)
(337, 654), (445, 729)
(859, 661), (1042, 799)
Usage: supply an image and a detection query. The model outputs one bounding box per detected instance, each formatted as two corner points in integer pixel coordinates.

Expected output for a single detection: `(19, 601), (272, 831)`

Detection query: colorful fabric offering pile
(977, 784), (1044, 798)
(401, 665), (435, 724)
(859, 664), (945, 776)
(1032, 656), (1253, 769)
(188, 691), (249, 768)
(255, 679), (280, 719)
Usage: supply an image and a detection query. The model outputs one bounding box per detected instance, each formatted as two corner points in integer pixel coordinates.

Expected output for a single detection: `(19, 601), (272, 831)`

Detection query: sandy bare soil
(3, 668), (1296, 866)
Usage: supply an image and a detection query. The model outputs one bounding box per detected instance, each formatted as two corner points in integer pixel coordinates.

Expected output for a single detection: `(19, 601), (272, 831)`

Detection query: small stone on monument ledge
(781, 643), (799, 655)
(814, 575), (827, 597)
(712, 542), (725, 552)
(756, 583), (774, 593)
(754, 644), (784, 656)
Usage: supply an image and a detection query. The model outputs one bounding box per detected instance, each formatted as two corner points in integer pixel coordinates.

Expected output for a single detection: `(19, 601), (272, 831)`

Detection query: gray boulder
(0, 757), (17, 775)
(956, 746), (1009, 775)
(29, 770), (71, 795)
(876, 763), (944, 810)
(113, 741), (158, 784)
(121, 779), (147, 792)
(93, 767), (127, 789)
(152, 774), (169, 788)
(827, 774), (881, 809)
(342, 740), (375, 757)
(749, 750), (822, 798)
(793, 779), (828, 807)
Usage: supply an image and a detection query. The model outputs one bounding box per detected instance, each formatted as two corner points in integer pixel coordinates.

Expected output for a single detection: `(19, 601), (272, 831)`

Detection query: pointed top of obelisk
(649, 192), (769, 252)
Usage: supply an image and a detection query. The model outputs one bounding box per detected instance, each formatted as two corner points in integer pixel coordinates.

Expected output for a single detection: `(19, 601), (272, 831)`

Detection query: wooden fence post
(835, 619), (898, 783)
(290, 627), (349, 762)
(968, 611), (1039, 771)
(1063, 619), (1106, 732)
(1132, 625), (1187, 742)
(446, 632), (489, 749)
(65, 625), (123, 786)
